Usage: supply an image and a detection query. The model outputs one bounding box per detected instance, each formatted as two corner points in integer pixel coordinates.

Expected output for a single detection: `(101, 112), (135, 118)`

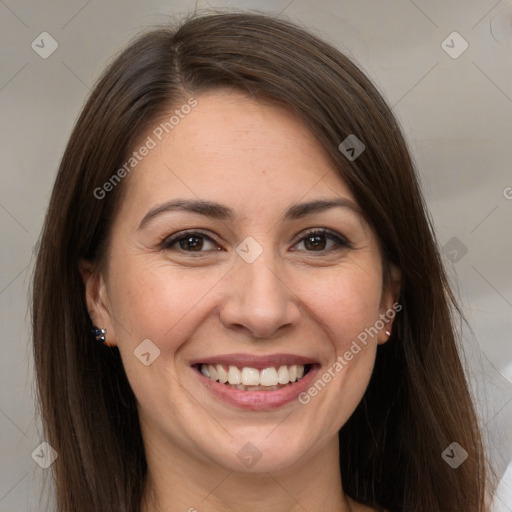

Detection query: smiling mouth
(192, 363), (313, 391)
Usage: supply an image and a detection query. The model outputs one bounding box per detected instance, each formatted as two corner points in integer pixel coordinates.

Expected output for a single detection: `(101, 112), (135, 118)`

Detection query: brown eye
(177, 235), (205, 251)
(162, 231), (221, 253)
(292, 229), (351, 253)
(304, 234), (327, 251)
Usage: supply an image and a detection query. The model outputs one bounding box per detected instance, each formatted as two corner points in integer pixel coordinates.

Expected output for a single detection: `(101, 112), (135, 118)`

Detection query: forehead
(117, 89), (357, 220)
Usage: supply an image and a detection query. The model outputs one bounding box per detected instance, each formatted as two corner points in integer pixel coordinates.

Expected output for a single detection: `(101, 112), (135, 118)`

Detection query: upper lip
(190, 353), (319, 370)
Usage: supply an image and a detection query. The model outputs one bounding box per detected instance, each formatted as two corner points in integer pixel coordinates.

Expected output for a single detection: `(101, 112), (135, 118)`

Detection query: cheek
(295, 269), (382, 433)
(106, 261), (223, 411)
(108, 259), (225, 350)
(299, 263), (383, 352)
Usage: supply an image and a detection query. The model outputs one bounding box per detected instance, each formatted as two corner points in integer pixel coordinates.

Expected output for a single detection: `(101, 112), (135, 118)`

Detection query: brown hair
(32, 11), (489, 512)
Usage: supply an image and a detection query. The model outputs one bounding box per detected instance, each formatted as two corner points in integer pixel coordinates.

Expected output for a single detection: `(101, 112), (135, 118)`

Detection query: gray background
(1, 0), (511, 510)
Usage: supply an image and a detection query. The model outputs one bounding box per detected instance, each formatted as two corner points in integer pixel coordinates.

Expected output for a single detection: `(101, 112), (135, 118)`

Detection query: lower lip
(193, 365), (321, 411)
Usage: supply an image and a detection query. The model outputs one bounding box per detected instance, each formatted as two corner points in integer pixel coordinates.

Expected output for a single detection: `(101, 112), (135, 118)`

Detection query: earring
(92, 326), (107, 344)
(385, 329), (391, 336)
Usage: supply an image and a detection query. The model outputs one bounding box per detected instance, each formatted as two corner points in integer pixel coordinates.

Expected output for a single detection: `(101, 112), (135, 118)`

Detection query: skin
(81, 89), (400, 512)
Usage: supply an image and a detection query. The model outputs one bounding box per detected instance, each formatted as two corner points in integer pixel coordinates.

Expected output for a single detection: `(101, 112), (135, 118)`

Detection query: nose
(219, 252), (301, 339)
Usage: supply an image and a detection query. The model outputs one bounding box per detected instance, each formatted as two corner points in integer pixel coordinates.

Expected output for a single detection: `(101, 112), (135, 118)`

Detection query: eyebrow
(137, 197), (364, 230)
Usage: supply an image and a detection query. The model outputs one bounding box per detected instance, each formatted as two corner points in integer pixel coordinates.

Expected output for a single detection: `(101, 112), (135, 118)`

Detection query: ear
(377, 263), (402, 345)
(79, 259), (117, 347)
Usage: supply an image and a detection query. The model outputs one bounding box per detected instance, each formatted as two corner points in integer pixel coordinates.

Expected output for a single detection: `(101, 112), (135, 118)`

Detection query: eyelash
(161, 228), (352, 255)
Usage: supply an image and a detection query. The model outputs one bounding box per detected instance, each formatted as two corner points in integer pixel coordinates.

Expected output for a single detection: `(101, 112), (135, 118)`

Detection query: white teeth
(277, 365), (289, 384)
(199, 363), (308, 388)
(228, 365), (242, 385)
(259, 367), (278, 386)
(241, 367), (259, 386)
(207, 364), (218, 381)
(216, 364), (228, 383)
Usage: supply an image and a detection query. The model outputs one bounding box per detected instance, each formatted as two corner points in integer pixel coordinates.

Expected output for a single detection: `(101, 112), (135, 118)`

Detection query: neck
(140, 431), (353, 512)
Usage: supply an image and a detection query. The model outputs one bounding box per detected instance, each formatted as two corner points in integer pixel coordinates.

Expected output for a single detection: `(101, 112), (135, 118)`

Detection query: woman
(32, 12), (490, 512)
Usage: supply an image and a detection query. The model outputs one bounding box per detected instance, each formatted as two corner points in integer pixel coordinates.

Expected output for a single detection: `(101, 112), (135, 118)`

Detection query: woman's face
(84, 89), (400, 474)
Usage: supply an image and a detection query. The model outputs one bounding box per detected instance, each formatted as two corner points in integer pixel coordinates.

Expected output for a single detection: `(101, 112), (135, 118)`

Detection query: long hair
(32, 12), (488, 511)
